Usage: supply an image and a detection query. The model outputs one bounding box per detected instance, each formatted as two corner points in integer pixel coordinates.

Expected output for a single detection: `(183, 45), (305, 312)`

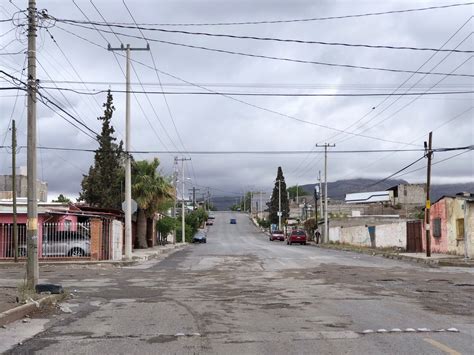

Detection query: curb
(0, 294), (63, 327)
(313, 244), (473, 267)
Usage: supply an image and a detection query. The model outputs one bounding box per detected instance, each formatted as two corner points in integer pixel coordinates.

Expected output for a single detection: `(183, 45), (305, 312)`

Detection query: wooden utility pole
(424, 132), (433, 257)
(27, 0), (39, 288)
(11, 120), (18, 262)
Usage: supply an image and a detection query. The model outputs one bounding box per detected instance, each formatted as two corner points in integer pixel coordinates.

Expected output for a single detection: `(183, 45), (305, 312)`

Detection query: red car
(286, 230), (307, 245)
(269, 230), (285, 241)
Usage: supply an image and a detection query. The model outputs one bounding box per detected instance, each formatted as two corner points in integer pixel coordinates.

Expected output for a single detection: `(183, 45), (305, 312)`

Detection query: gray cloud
(1, 0), (473, 201)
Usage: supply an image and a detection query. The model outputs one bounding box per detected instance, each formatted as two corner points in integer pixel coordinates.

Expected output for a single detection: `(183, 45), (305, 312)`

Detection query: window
(456, 219), (464, 240)
(433, 218), (441, 238)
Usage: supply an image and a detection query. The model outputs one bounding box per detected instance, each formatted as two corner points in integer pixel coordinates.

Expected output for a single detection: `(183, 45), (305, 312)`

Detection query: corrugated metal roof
(345, 191), (392, 204)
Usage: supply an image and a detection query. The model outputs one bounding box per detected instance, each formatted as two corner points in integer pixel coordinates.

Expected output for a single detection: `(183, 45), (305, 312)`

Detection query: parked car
(208, 214), (215, 220)
(286, 230), (307, 245)
(230, 218), (237, 224)
(270, 230), (285, 241)
(19, 231), (91, 257)
(193, 230), (207, 243)
(206, 219), (214, 226)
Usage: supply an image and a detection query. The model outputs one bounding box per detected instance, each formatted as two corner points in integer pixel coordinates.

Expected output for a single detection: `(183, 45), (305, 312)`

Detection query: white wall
(329, 222), (406, 249)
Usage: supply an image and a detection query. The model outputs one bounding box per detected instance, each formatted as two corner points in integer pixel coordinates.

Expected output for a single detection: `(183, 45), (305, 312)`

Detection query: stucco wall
(329, 221), (406, 248)
(422, 198), (474, 256)
(422, 199), (449, 253)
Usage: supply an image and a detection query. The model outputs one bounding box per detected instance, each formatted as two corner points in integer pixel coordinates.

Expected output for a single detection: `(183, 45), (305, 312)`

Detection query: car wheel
(68, 248), (85, 257)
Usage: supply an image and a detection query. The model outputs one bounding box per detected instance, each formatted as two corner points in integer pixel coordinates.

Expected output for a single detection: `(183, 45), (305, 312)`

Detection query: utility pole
(319, 171), (323, 228)
(188, 187), (200, 210)
(314, 184), (318, 224)
(424, 132), (433, 257)
(26, 0), (38, 288)
(108, 43), (149, 259)
(316, 144), (335, 243)
(11, 120), (18, 262)
(277, 179), (282, 230)
(175, 157), (191, 243)
(172, 157), (178, 244)
(259, 191), (263, 219)
(296, 183), (299, 205)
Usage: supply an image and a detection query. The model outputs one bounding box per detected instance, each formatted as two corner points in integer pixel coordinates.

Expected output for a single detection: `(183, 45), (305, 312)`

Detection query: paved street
(2, 212), (473, 354)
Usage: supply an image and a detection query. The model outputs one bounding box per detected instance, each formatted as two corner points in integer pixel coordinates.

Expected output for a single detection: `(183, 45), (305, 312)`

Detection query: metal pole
(172, 157), (177, 244)
(319, 171), (323, 228)
(278, 179), (282, 230)
(181, 159), (185, 243)
(463, 200), (469, 259)
(316, 144), (335, 243)
(12, 120), (18, 262)
(424, 132), (432, 257)
(124, 44), (132, 260)
(26, 0), (38, 288)
(296, 184), (299, 205)
(260, 191), (263, 219)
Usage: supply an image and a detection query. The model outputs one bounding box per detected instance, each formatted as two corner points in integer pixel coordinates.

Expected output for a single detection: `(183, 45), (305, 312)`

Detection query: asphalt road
(2, 212), (473, 354)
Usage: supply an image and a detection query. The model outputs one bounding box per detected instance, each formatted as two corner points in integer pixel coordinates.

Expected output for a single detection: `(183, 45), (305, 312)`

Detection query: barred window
(433, 218), (441, 238)
(456, 219), (464, 240)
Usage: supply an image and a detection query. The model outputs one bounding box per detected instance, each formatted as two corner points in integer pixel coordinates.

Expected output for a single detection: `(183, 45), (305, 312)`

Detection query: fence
(0, 219), (120, 261)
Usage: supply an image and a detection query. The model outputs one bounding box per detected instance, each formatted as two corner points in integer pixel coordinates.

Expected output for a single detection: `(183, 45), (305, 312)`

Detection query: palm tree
(132, 158), (174, 248)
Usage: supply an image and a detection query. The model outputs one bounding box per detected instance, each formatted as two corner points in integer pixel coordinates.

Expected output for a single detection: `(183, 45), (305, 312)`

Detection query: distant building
(345, 191), (392, 204)
(0, 171), (48, 202)
(386, 183), (426, 206)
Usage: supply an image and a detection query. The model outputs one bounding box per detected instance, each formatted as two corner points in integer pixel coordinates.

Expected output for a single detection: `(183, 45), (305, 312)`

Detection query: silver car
(19, 231), (91, 257)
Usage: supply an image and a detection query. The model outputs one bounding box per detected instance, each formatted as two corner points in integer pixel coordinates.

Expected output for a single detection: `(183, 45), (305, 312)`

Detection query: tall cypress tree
(79, 90), (124, 209)
(268, 166), (289, 224)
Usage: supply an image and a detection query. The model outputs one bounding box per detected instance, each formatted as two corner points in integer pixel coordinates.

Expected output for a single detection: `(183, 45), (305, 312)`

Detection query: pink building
(422, 193), (474, 257)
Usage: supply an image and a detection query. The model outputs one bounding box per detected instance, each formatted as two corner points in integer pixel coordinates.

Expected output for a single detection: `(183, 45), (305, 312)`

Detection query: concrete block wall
(329, 221), (407, 249)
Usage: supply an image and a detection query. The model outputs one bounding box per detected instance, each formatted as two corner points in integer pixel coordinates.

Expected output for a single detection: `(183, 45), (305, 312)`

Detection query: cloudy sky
(0, 0), (473, 201)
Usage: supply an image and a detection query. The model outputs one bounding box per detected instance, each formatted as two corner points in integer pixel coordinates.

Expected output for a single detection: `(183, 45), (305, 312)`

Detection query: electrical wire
(53, 24), (426, 148)
(55, 2), (474, 27)
(55, 22), (474, 78)
(20, 146), (472, 155)
(51, 17), (474, 53)
(34, 86), (474, 97)
(122, 0), (198, 184)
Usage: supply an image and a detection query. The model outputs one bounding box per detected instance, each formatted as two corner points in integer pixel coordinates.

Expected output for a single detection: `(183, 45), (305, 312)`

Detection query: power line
(49, 25), (434, 147)
(48, 2), (474, 27)
(54, 22), (474, 78)
(121, 0), (198, 184)
(366, 155), (427, 188)
(22, 146), (473, 155)
(317, 17), (473, 146)
(51, 18), (474, 53)
(35, 86), (474, 97)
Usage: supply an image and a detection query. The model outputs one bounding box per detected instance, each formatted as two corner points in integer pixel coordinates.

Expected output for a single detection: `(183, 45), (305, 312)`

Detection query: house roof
(345, 191), (391, 204)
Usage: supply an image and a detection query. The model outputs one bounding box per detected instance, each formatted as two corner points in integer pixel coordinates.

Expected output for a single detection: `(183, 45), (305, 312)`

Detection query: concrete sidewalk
(313, 243), (473, 267)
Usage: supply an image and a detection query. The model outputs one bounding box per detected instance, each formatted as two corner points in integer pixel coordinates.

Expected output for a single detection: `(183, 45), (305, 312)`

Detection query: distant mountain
(299, 179), (473, 202)
(211, 196), (241, 211)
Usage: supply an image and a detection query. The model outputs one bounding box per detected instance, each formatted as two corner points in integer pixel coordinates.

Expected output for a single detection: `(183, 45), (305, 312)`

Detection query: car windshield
(273, 231), (283, 234)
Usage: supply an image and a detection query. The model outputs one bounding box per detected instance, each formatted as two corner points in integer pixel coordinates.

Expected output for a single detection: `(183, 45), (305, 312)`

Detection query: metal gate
(406, 220), (422, 252)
